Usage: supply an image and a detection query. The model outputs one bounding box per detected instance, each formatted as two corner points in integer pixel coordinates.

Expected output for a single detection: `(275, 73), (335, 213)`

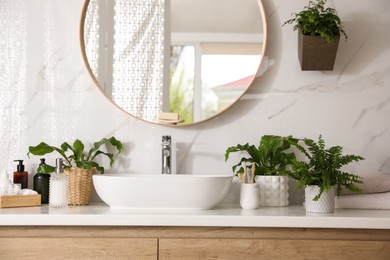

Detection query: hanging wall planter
(283, 0), (347, 71)
(298, 31), (340, 71)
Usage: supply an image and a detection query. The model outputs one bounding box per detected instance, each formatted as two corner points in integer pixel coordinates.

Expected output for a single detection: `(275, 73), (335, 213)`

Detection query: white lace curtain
(0, 1), (27, 171)
(85, 0), (166, 121)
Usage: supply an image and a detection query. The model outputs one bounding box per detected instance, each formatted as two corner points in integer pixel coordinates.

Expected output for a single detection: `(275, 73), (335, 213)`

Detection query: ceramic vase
(305, 185), (336, 213)
(240, 183), (260, 210)
(256, 176), (289, 207)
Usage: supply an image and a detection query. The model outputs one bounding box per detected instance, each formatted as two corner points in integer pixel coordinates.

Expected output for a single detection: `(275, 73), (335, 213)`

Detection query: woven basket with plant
(28, 137), (123, 205)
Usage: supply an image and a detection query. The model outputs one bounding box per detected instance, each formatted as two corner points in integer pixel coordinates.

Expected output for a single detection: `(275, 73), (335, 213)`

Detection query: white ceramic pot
(240, 183), (260, 210)
(305, 185), (336, 213)
(256, 176), (289, 207)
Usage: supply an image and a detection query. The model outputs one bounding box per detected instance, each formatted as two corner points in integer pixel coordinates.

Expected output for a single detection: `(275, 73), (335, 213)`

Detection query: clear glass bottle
(49, 158), (68, 208)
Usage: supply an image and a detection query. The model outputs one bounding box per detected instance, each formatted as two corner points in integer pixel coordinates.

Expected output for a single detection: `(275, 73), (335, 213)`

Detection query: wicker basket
(65, 167), (96, 206)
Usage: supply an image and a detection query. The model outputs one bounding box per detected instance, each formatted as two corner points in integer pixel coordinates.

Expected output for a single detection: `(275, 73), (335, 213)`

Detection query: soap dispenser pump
(49, 158), (68, 208)
(33, 158), (52, 204)
(13, 159), (28, 189)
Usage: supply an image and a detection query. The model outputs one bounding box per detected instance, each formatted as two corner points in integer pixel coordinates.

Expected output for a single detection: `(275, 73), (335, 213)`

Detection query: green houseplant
(283, 0), (347, 70)
(225, 135), (298, 176)
(225, 135), (298, 206)
(28, 136), (123, 205)
(289, 135), (364, 213)
(28, 137), (123, 174)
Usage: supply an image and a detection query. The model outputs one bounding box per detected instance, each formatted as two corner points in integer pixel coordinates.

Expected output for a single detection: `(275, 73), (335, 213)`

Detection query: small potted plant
(283, 0), (347, 70)
(225, 135), (298, 206)
(289, 135), (364, 213)
(28, 136), (123, 205)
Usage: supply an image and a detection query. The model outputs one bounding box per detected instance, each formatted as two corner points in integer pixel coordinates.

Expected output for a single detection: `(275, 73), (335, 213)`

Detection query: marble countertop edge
(0, 203), (389, 229)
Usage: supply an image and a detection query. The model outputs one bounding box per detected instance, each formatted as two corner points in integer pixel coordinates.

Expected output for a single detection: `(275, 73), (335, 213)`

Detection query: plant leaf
(36, 163), (55, 174)
(88, 136), (123, 160)
(28, 142), (71, 166)
(28, 142), (54, 157)
(73, 139), (85, 161)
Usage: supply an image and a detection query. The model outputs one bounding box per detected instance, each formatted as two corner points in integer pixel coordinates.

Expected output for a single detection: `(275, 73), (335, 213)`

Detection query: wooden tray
(0, 194), (41, 208)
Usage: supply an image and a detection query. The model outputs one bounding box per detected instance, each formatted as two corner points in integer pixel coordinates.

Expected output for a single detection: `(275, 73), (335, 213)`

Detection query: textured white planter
(240, 183), (260, 210)
(305, 185), (336, 213)
(256, 176), (289, 207)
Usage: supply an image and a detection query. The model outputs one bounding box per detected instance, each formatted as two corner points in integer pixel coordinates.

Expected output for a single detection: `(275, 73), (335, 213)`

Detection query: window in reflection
(170, 45), (195, 123)
(169, 43), (261, 123)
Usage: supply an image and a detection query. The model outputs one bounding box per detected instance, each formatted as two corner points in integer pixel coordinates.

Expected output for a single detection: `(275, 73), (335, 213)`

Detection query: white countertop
(1, 203), (390, 229)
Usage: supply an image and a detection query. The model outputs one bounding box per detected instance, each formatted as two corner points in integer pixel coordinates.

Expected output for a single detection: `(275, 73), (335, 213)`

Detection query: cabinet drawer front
(159, 238), (390, 260)
(0, 238), (157, 259)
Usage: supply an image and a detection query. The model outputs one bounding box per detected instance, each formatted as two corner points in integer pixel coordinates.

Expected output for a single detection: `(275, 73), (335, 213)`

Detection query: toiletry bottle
(13, 160), (28, 189)
(0, 170), (11, 196)
(49, 158), (68, 208)
(33, 158), (51, 204)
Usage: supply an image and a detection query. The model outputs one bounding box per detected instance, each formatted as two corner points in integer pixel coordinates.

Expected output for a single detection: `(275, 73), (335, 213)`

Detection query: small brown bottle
(13, 160), (28, 189)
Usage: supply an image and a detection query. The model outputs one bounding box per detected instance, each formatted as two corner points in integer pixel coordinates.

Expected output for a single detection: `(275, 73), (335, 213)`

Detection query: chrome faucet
(162, 135), (171, 174)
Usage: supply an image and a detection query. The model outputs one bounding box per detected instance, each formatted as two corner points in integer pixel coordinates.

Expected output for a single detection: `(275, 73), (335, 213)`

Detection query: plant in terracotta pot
(289, 135), (364, 213)
(283, 0), (347, 70)
(225, 135), (298, 206)
(28, 137), (123, 205)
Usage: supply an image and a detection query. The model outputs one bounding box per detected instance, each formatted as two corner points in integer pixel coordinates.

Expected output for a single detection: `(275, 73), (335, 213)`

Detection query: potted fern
(289, 135), (364, 213)
(225, 135), (298, 206)
(28, 136), (123, 205)
(283, 0), (347, 70)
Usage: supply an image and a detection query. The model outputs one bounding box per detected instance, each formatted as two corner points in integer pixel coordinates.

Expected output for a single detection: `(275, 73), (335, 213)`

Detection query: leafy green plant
(36, 159), (55, 174)
(225, 135), (298, 176)
(289, 135), (364, 201)
(28, 137), (123, 174)
(283, 0), (347, 43)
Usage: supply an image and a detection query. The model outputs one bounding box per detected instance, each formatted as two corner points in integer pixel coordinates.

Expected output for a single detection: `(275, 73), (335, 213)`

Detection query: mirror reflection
(81, 0), (266, 125)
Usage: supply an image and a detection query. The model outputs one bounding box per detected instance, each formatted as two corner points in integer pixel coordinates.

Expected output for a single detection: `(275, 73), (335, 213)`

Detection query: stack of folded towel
(156, 112), (184, 125)
(336, 173), (390, 209)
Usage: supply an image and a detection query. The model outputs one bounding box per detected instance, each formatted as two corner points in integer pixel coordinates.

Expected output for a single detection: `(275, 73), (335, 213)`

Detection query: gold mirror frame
(79, 0), (267, 126)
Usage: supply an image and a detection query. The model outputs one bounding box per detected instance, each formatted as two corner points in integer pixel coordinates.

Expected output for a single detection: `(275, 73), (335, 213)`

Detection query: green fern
(290, 135), (364, 201)
(283, 0), (347, 43)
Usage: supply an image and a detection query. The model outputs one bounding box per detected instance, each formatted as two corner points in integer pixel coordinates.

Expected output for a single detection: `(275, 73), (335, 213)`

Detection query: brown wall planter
(298, 31), (340, 71)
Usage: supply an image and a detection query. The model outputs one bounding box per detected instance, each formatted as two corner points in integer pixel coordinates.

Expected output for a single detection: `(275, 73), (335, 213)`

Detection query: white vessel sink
(93, 174), (232, 210)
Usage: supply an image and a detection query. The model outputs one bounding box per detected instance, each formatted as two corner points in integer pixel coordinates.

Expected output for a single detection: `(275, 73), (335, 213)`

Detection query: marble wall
(1, 0), (389, 204)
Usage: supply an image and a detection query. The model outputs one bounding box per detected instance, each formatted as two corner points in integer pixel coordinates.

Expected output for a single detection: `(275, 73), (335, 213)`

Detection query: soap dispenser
(49, 158), (68, 208)
(33, 158), (52, 204)
(13, 160), (28, 189)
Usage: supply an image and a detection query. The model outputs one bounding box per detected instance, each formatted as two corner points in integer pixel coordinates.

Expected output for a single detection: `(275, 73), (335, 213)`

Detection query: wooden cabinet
(0, 226), (389, 260)
(0, 237), (157, 259)
(159, 238), (389, 260)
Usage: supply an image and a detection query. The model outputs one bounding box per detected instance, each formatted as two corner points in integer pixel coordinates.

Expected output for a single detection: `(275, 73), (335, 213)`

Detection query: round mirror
(80, 0), (267, 126)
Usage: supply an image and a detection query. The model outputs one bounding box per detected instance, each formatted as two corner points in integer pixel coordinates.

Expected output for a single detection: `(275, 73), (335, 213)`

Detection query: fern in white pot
(289, 135), (364, 213)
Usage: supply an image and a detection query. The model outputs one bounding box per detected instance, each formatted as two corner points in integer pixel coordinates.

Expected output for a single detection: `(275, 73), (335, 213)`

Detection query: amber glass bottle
(13, 160), (28, 189)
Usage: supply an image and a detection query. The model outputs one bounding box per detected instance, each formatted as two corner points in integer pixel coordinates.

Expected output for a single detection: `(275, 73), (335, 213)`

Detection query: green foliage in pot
(225, 135), (298, 176)
(289, 135), (364, 201)
(283, 0), (347, 43)
(28, 137), (123, 174)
